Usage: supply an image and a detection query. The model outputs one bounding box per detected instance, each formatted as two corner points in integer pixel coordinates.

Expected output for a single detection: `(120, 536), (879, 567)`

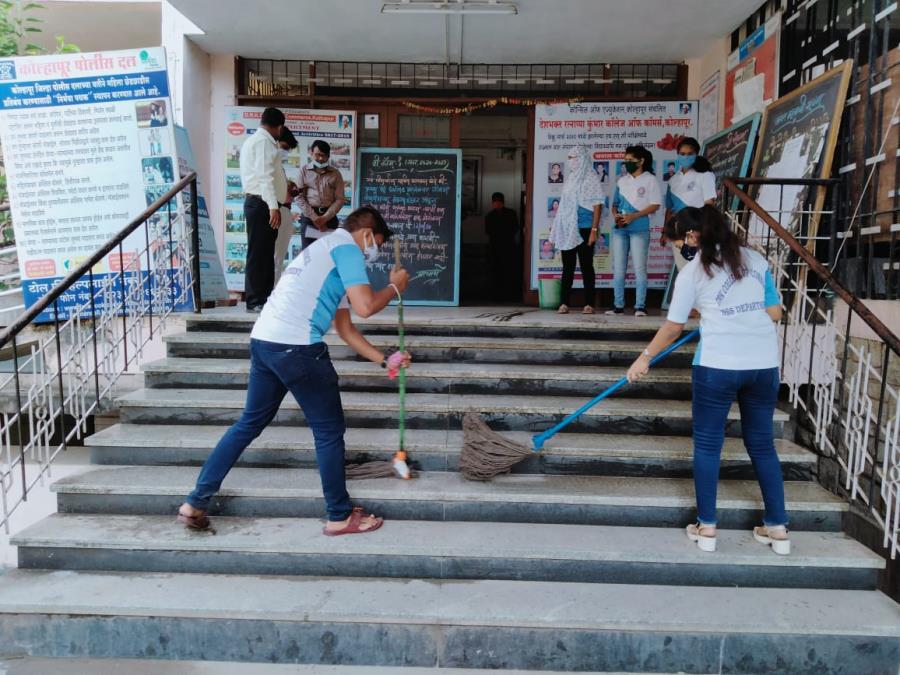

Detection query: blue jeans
(692, 365), (788, 527)
(186, 339), (352, 521)
(611, 229), (650, 309)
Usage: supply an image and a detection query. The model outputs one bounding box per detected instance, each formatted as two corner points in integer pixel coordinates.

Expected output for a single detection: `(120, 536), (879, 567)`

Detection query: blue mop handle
(532, 329), (700, 451)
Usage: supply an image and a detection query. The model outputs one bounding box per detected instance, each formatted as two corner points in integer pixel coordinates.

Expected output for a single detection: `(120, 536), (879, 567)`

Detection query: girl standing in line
(607, 145), (661, 317)
(626, 205), (789, 555)
(549, 146), (605, 315)
(662, 137), (717, 270)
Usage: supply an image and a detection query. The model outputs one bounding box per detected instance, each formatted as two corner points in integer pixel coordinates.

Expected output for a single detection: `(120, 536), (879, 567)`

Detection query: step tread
(0, 569), (896, 636)
(115, 388), (789, 420)
(87, 423), (815, 463)
(143, 357), (690, 382)
(164, 331), (695, 353)
(13, 514), (884, 569)
(51, 467), (846, 512)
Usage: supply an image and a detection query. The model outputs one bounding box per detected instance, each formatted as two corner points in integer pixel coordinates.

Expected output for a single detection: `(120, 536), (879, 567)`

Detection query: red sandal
(177, 507), (214, 532)
(323, 507), (384, 537)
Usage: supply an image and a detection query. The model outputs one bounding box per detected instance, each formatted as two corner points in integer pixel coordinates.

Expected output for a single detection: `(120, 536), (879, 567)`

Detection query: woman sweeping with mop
(626, 205), (790, 555)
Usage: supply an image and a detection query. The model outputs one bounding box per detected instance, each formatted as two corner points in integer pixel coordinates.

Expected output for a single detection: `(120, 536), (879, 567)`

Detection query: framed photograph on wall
(461, 156), (482, 218)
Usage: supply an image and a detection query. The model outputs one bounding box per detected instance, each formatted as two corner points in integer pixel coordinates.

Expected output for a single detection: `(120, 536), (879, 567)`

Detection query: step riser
(119, 406), (786, 438)
(186, 319), (663, 342)
(143, 372), (693, 400)
(1, 614), (896, 674)
(56, 493), (842, 531)
(16, 547), (878, 591)
(167, 343), (697, 368)
(88, 445), (813, 480)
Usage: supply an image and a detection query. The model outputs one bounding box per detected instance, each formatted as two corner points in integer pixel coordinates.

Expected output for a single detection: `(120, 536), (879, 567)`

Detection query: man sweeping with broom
(177, 205), (410, 536)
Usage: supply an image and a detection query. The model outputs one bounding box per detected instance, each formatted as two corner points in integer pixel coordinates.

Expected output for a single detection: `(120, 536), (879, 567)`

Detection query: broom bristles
(344, 460), (400, 480)
(460, 413), (533, 481)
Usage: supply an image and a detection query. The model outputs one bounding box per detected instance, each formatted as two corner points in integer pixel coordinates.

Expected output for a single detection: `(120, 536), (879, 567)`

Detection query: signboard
(725, 14), (780, 126)
(357, 148), (461, 305)
(174, 125), (228, 302)
(748, 62), (852, 241)
(698, 70), (721, 142)
(0, 47), (188, 321)
(700, 113), (761, 207)
(221, 107), (356, 291)
(531, 101), (698, 290)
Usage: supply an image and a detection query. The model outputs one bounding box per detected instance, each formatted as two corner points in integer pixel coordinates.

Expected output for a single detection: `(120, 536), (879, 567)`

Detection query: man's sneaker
(634, 308), (648, 318)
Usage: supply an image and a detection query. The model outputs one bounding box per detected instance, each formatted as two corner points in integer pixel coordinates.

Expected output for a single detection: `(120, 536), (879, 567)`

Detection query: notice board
(701, 113), (761, 208)
(357, 148), (461, 305)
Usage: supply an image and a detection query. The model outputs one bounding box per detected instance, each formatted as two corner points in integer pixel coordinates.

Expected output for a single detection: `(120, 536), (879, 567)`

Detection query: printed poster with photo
(531, 101), (698, 290)
(221, 107), (356, 291)
(0, 47), (191, 320)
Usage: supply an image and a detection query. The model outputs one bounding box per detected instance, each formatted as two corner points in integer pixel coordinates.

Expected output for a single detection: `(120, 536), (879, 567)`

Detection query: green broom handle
(394, 239), (406, 452)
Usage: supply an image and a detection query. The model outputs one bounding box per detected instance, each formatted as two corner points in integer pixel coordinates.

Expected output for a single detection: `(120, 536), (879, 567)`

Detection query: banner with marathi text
(531, 101), (698, 290)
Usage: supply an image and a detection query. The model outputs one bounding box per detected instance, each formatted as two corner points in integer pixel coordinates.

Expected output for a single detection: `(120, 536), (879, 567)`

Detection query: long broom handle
(394, 238), (406, 453)
(532, 329), (700, 451)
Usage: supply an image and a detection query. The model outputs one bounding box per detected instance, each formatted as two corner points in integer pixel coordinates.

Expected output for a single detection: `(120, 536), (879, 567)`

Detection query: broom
(459, 329), (700, 481)
(345, 238), (411, 480)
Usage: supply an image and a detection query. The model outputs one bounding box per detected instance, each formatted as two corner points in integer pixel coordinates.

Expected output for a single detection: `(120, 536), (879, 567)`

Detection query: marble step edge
(142, 357), (692, 383)
(86, 424), (815, 463)
(11, 513), (883, 570)
(49, 467), (847, 513)
(0, 569), (896, 637)
(114, 388), (790, 422)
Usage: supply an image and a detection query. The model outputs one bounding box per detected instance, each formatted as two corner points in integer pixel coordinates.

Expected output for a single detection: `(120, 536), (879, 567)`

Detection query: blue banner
(0, 70), (169, 110)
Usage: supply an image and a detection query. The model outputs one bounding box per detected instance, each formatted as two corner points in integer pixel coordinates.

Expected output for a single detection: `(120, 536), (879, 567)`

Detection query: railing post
(190, 176), (202, 313)
(11, 335), (26, 504)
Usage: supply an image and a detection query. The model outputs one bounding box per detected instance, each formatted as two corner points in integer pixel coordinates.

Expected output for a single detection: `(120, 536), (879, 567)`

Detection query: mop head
(345, 451), (412, 480)
(460, 413), (532, 482)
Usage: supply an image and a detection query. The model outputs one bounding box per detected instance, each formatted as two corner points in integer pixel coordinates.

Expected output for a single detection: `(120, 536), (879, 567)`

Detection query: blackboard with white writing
(701, 113), (761, 207)
(357, 148), (461, 305)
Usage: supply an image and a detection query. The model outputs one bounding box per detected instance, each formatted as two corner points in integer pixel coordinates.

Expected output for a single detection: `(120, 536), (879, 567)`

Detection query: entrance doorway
(458, 112), (527, 305)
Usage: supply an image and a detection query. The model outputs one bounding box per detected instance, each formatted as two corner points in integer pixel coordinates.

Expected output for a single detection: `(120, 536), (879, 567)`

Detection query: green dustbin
(538, 278), (561, 309)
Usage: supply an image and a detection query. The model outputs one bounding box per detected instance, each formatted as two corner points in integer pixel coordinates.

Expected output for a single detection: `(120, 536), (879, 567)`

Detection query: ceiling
(168, 0), (761, 63)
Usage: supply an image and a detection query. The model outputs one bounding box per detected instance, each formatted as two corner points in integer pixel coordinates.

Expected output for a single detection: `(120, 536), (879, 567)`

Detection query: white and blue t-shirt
(613, 172), (662, 233)
(667, 247), (781, 370)
(665, 168), (717, 213)
(251, 228), (368, 345)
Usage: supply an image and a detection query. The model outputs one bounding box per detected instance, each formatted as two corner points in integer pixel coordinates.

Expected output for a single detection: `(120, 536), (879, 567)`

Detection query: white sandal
(753, 525), (791, 556)
(686, 522), (717, 552)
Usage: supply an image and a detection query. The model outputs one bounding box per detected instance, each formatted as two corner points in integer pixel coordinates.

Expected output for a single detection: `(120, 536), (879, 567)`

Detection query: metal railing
(724, 176), (900, 559)
(0, 174), (201, 533)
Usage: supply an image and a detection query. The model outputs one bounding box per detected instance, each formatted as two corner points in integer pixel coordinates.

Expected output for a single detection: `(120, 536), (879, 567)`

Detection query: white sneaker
(634, 308), (648, 318)
(686, 522), (717, 552)
(753, 525), (791, 555)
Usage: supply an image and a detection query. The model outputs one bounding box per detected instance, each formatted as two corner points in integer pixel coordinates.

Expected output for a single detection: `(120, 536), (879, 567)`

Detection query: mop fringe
(460, 414), (531, 481)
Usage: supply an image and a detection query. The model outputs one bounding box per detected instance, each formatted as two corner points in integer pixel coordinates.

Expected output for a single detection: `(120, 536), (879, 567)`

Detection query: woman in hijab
(549, 146), (605, 315)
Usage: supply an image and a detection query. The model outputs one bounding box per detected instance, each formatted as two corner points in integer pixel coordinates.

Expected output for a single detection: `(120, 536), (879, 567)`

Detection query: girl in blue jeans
(626, 205), (790, 555)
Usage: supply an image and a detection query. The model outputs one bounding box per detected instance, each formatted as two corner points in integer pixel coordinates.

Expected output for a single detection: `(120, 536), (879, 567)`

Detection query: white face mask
(312, 159), (329, 169)
(278, 149), (290, 161)
(363, 232), (380, 263)
(567, 156), (580, 171)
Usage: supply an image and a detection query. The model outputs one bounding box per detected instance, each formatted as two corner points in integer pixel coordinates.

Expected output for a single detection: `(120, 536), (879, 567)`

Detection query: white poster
(222, 107), (356, 291)
(699, 70), (721, 143)
(0, 47), (188, 320)
(531, 101), (698, 289)
(174, 125), (228, 302)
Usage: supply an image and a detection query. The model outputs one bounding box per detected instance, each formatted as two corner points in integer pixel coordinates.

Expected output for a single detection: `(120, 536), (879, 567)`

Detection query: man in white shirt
(240, 107), (287, 312)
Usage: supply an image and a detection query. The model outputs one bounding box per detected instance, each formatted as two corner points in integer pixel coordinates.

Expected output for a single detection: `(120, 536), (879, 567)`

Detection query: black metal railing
(0, 173), (200, 532)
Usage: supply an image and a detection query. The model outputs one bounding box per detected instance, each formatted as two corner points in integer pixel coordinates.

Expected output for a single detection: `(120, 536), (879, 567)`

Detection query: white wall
(31, 1), (160, 53)
(207, 54), (237, 259)
(685, 36), (731, 137)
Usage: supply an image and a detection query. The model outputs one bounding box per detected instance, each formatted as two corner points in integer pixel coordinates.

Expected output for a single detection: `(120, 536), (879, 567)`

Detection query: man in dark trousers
(485, 192), (520, 301)
(240, 107), (286, 312)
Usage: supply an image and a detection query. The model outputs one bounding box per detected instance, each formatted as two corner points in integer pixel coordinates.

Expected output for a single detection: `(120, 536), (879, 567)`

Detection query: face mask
(680, 244), (698, 262)
(363, 232), (380, 263)
(677, 154), (697, 170)
(312, 159), (329, 169)
(624, 161), (640, 174)
(278, 149), (290, 161)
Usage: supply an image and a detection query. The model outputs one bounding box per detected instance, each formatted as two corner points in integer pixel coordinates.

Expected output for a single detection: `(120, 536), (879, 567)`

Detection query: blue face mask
(677, 154), (697, 170)
(312, 159), (329, 169)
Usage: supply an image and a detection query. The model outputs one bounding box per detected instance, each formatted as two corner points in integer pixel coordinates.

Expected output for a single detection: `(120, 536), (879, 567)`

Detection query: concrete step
(0, 658), (605, 675)
(52, 467), (846, 531)
(115, 389), (789, 437)
(164, 332), (697, 367)
(87, 424), (816, 480)
(142, 357), (694, 399)
(0, 570), (897, 672)
(185, 305), (692, 341)
(13, 514), (884, 590)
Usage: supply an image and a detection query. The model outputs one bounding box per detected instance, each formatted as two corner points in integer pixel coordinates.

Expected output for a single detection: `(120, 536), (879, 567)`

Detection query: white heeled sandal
(686, 522), (717, 552)
(753, 525), (791, 556)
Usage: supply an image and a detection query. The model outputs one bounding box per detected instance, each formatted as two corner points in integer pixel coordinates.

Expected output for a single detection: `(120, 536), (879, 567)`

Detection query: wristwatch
(380, 359), (387, 369)
(642, 349), (652, 358)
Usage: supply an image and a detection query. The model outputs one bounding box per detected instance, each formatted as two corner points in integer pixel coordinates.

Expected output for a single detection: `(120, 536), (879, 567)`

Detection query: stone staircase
(1, 307), (898, 673)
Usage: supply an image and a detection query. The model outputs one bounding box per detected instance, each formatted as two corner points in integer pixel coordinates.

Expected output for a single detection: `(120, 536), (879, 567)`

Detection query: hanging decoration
(402, 96), (584, 115)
